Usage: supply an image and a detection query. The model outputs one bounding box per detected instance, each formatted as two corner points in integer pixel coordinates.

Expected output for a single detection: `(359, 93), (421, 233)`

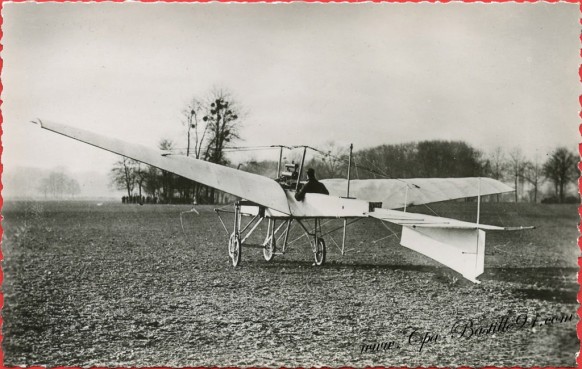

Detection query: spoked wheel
(228, 233), (241, 267)
(313, 237), (326, 266)
(263, 233), (275, 262)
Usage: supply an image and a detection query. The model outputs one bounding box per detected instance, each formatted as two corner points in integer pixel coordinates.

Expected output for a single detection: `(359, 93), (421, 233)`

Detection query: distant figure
(295, 168), (329, 201)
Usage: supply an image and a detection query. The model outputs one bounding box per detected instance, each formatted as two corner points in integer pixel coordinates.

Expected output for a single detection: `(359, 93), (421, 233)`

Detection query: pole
(276, 146), (283, 178)
(346, 143), (353, 198)
(475, 177), (482, 271)
(341, 219), (347, 256)
(476, 177), (481, 225)
(296, 146), (307, 191)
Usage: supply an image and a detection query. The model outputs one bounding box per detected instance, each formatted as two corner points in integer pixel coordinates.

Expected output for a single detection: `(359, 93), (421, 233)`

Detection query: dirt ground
(1, 200), (579, 367)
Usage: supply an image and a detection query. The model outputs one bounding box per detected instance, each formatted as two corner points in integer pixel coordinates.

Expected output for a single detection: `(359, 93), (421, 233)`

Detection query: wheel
(263, 231), (275, 262)
(228, 233), (241, 267)
(313, 237), (326, 266)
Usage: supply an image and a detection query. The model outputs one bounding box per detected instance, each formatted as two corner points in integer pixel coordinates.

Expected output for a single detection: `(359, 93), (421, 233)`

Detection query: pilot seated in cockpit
(295, 168), (329, 201)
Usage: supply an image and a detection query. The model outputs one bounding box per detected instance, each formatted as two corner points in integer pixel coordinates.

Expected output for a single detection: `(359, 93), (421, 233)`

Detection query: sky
(2, 2), (580, 175)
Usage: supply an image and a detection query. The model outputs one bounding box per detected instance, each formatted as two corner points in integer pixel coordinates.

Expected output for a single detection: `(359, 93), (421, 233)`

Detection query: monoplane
(30, 119), (532, 283)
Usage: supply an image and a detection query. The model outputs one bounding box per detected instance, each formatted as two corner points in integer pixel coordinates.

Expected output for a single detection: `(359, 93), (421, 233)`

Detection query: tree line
(306, 142), (577, 204)
(111, 89), (578, 204)
(38, 171), (81, 199)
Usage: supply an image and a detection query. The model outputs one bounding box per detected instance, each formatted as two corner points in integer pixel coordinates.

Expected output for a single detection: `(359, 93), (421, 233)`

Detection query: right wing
(322, 177), (513, 209)
(32, 119), (291, 214)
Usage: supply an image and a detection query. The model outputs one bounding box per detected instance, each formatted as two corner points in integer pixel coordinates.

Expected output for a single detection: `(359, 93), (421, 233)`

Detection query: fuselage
(240, 191), (371, 219)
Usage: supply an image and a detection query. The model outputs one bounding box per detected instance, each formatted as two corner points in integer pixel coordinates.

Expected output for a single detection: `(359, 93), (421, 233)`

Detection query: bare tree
(39, 171), (81, 198)
(523, 156), (544, 203)
(485, 147), (507, 202)
(134, 162), (147, 199)
(65, 178), (81, 198)
(110, 157), (136, 198)
(201, 89), (243, 203)
(158, 139), (176, 202)
(307, 141), (348, 179)
(543, 147), (578, 203)
(507, 148), (527, 202)
(183, 98), (211, 159)
(143, 166), (162, 198)
(203, 89), (241, 165)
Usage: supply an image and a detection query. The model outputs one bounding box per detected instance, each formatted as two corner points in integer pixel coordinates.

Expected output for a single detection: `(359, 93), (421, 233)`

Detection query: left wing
(32, 119), (291, 214)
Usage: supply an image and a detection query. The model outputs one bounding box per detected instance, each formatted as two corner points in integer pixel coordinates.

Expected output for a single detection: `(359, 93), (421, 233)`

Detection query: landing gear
(313, 237), (326, 266)
(296, 218), (326, 267)
(228, 232), (241, 267)
(215, 201), (329, 267)
(263, 219), (276, 261)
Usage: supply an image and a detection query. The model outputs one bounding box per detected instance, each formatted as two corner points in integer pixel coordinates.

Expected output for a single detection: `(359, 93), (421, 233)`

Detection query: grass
(1, 200), (578, 367)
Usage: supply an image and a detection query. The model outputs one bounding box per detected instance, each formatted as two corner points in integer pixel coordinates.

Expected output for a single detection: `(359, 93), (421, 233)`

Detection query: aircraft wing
(32, 119), (291, 214)
(322, 177), (514, 209)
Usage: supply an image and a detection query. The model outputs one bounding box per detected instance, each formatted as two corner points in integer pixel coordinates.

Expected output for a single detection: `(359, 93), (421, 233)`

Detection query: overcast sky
(2, 2), (580, 174)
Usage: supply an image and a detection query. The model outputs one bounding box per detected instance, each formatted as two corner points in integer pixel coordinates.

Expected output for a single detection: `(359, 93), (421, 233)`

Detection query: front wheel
(228, 233), (241, 267)
(313, 237), (326, 266)
(263, 234), (275, 262)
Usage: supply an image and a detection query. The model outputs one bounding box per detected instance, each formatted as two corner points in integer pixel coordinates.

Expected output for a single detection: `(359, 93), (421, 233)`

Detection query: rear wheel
(313, 237), (326, 266)
(229, 233), (241, 267)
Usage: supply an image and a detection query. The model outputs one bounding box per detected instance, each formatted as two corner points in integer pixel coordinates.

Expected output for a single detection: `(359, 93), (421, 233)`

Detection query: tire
(229, 233), (241, 267)
(263, 233), (275, 262)
(313, 237), (326, 266)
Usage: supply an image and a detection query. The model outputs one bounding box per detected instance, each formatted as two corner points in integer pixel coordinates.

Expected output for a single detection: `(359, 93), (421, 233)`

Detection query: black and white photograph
(1, 2), (579, 367)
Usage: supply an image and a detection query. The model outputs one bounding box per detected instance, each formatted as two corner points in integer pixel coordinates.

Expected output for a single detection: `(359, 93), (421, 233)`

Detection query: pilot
(295, 168), (329, 201)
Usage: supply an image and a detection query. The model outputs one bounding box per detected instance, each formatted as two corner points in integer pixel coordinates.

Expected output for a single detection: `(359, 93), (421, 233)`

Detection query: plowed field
(2, 201), (578, 367)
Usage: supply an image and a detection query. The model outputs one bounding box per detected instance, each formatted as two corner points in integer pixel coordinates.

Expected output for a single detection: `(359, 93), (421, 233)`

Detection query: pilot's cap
(307, 168), (315, 178)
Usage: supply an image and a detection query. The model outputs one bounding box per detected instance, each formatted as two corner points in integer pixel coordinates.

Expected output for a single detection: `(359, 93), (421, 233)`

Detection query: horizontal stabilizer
(322, 177), (514, 209)
(369, 208), (533, 230)
(369, 209), (532, 283)
(32, 119), (291, 214)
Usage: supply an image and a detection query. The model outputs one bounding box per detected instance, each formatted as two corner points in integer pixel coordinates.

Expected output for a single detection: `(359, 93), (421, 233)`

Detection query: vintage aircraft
(30, 119), (532, 283)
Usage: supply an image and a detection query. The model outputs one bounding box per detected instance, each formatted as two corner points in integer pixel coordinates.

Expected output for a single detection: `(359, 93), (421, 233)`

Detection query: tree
(201, 89), (242, 203)
(65, 177), (81, 198)
(353, 141), (485, 179)
(143, 166), (162, 198)
(355, 142), (416, 179)
(110, 157), (137, 198)
(203, 89), (241, 165)
(177, 89), (245, 204)
(39, 170), (81, 198)
(415, 140), (484, 178)
(306, 142), (349, 179)
(183, 98), (211, 159)
(507, 148), (527, 202)
(158, 139), (176, 202)
(543, 147), (578, 203)
(134, 162), (147, 198)
(523, 157), (544, 203)
(483, 147), (507, 202)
